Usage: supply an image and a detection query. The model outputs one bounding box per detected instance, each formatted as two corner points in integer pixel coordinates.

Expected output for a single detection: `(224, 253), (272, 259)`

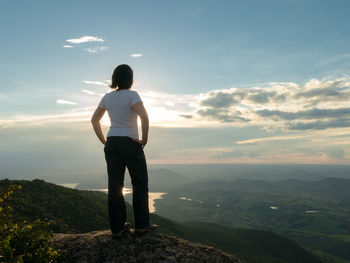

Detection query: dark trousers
(104, 136), (150, 232)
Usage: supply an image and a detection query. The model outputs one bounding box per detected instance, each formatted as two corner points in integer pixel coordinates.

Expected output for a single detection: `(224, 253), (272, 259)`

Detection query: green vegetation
(0, 178), (325, 263)
(154, 178), (350, 263)
(184, 222), (323, 263)
(0, 179), (112, 233)
(0, 184), (61, 263)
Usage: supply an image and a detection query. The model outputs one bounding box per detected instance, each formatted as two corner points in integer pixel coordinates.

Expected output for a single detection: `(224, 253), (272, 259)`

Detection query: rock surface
(50, 229), (241, 263)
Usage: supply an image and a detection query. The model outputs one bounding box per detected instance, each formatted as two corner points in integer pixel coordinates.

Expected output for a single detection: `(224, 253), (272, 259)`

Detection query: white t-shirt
(98, 89), (142, 139)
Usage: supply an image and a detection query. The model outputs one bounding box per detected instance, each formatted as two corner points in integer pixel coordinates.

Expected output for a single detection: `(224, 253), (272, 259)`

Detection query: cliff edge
(50, 229), (241, 263)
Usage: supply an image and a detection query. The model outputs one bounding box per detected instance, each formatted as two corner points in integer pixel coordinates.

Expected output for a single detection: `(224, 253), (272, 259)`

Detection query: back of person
(99, 89), (142, 139)
(91, 64), (157, 239)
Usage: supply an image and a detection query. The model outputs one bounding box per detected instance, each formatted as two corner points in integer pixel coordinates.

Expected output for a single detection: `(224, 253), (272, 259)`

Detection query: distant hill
(185, 222), (323, 263)
(183, 177), (350, 200)
(75, 168), (194, 191)
(154, 177), (350, 263)
(148, 164), (350, 182)
(0, 178), (325, 263)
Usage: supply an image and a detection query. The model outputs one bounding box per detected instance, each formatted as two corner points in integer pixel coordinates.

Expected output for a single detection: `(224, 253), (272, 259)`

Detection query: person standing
(91, 64), (157, 238)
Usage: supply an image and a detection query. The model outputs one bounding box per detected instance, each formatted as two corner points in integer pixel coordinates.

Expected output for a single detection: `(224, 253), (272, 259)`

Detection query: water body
(58, 184), (166, 213)
(91, 188), (167, 213)
(179, 196), (203, 204)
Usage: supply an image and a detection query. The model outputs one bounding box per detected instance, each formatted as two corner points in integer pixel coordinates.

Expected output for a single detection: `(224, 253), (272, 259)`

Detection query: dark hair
(109, 64), (133, 90)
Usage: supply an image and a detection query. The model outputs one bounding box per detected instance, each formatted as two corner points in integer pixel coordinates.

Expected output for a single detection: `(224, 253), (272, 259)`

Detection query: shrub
(0, 184), (62, 262)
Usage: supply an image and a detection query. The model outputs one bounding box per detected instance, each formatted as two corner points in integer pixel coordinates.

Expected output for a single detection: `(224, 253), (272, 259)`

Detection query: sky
(1, 0), (350, 179)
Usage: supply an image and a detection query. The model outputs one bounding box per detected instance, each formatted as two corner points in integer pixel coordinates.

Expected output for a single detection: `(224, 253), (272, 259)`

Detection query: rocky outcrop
(50, 229), (241, 263)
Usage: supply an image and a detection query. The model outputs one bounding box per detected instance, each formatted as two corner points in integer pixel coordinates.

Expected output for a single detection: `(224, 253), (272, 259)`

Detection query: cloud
(286, 118), (350, 130)
(200, 91), (238, 108)
(213, 150), (261, 159)
(66, 36), (104, 44)
(179, 114), (193, 119)
(81, 89), (96, 95)
(197, 77), (350, 131)
(56, 99), (77, 105)
(140, 90), (198, 113)
(0, 88), (198, 128)
(235, 127), (350, 145)
(84, 80), (109, 86)
(236, 134), (314, 145)
(0, 107), (93, 128)
(130, 53), (143, 58)
(64, 36), (107, 53)
(323, 147), (345, 159)
(256, 107), (350, 121)
(197, 108), (250, 123)
(84, 46), (108, 53)
(81, 88), (104, 97)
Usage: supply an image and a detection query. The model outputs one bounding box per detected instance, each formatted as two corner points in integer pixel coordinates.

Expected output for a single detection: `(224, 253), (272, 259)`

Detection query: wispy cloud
(66, 36), (104, 44)
(0, 109), (94, 129)
(130, 53), (143, 58)
(56, 99), (77, 105)
(84, 46), (108, 53)
(213, 149), (261, 159)
(84, 80), (109, 86)
(63, 36), (107, 53)
(236, 134), (316, 145)
(81, 89), (96, 95)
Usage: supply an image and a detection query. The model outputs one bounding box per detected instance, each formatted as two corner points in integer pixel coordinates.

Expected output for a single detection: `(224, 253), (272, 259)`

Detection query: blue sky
(1, 0), (350, 176)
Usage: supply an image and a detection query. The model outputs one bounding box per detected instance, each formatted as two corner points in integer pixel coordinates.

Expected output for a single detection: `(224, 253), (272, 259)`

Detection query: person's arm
(91, 106), (107, 145)
(131, 101), (149, 149)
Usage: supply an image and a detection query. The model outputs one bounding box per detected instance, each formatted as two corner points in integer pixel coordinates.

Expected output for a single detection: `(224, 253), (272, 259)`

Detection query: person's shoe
(112, 222), (131, 239)
(134, 224), (158, 235)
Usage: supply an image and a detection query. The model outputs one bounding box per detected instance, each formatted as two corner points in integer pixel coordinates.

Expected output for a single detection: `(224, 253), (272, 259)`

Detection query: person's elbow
(91, 116), (99, 124)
